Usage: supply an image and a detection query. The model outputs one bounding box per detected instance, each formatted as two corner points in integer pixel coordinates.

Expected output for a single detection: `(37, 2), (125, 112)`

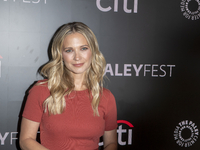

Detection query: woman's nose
(74, 51), (81, 61)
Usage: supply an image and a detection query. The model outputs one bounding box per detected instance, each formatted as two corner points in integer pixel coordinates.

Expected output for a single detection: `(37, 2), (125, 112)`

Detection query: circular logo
(174, 120), (199, 147)
(180, 0), (200, 20)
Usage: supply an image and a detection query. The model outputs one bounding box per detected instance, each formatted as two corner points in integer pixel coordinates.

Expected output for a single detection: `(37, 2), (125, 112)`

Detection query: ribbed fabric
(23, 80), (117, 150)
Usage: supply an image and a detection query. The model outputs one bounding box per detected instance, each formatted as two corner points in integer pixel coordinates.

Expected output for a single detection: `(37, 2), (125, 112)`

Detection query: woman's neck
(73, 73), (87, 91)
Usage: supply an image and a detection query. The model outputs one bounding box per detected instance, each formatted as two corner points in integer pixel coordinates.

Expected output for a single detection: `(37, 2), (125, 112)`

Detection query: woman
(19, 22), (118, 150)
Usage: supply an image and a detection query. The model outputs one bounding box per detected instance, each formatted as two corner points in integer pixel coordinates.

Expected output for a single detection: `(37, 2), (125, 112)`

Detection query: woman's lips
(73, 63), (84, 67)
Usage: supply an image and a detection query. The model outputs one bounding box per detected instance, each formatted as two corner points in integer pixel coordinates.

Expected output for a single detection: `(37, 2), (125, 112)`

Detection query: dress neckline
(71, 89), (89, 95)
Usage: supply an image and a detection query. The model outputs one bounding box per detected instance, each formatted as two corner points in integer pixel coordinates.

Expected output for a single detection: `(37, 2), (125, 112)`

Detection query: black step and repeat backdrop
(0, 0), (200, 150)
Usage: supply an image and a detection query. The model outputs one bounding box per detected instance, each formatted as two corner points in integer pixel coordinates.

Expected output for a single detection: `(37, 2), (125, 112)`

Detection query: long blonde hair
(39, 22), (106, 116)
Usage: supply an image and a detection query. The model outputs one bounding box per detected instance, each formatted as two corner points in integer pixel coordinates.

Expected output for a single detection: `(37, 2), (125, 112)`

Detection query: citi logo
(96, 0), (138, 13)
(99, 120), (134, 146)
(117, 120), (134, 145)
(0, 55), (2, 78)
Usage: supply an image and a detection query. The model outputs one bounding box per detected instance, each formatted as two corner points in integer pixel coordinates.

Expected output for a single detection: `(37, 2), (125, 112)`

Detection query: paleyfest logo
(180, 0), (200, 20)
(105, 63), (175, 77)
(174, 120), (199, 147)
(0, 55), (2, 78)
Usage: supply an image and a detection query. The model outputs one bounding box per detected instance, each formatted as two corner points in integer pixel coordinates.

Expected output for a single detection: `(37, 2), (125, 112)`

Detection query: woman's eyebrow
(80, 45), (89, 47)
(63, 45), (89, 49)
(63, 47), (73, 49)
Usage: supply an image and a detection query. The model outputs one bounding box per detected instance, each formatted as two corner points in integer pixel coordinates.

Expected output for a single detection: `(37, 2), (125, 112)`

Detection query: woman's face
(62, 32), (92, 77)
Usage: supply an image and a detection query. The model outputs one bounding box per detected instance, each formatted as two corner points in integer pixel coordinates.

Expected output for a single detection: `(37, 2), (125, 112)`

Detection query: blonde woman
(20, 22), (118, 150)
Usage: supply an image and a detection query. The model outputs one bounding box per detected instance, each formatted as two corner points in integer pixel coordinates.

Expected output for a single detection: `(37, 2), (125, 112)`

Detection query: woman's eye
(81, 47), (88, 51)
(65, 49), (72, 53)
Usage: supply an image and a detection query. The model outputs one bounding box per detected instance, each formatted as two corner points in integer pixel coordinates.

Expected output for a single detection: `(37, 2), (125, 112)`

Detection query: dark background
(0, 0), (200, 149)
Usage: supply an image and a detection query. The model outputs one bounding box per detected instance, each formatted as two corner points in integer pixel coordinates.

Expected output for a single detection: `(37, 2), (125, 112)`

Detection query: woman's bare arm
(19, 117), (49, 150)
(103, 129), (118, 150)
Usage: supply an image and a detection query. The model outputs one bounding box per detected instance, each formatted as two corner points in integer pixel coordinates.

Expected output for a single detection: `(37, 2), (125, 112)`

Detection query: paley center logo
(0, 55), (2, 78)
(96, 0), (138, 13)
(180, 0), (200, 20)
(174, 120), (199, 147)
(99, 120), (134, 146)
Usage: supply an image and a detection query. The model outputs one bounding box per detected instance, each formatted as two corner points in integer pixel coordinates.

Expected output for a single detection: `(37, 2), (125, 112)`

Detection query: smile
(73, 63), (84, 67)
